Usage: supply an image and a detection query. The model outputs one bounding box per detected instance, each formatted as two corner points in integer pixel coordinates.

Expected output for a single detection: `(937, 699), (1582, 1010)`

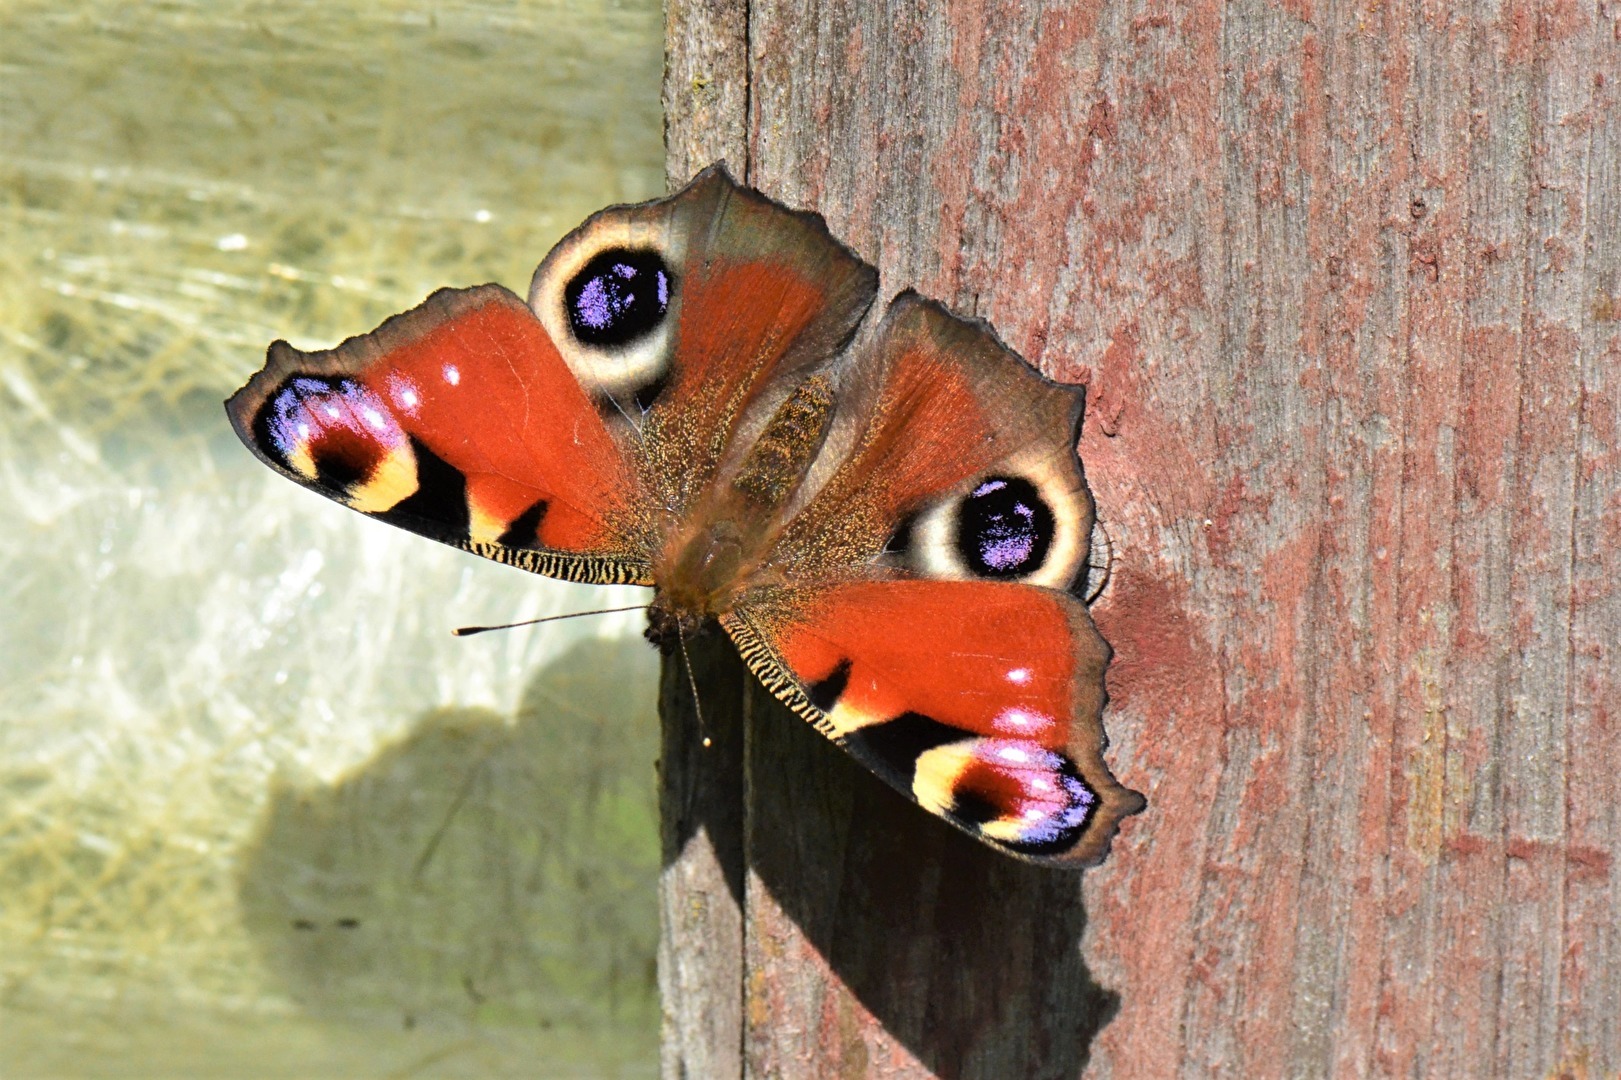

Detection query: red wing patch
(227, 285), (651, 579)
(655, 258), (835, 465)
(725, 579), (1143, 865)
(631, 179), (877, 509)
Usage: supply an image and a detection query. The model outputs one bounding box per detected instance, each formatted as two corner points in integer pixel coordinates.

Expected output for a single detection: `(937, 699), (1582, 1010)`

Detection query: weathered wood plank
(1497, 5), (1589, 1073)
(1383, 6), (1478, 1074)
(661, 2), (1621, 1075)
(1567, 5), (1621, 1065)
(658, 635), (746, 1080)
(663, 0), (749, 187)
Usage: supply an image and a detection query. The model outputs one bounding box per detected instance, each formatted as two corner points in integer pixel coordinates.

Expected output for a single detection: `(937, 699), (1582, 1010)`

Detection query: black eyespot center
(954, 475), (1055, 579)
(563, 247), (673, 347)
(884, 512), (919, 559)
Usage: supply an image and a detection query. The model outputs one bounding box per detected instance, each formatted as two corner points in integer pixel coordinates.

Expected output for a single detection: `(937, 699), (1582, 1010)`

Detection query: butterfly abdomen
(730, 374), (835, 510)
(644, 373), (840, 650)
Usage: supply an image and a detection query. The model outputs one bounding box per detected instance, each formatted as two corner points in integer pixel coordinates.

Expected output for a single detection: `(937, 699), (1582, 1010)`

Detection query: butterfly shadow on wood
(237, 636), (662, 1048)
(660, 632), (1120, 1080)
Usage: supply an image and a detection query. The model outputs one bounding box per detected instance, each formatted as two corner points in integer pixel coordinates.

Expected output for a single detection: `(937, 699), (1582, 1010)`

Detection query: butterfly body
(229, 166), (1144, 866)
(642, 372), (832, 649)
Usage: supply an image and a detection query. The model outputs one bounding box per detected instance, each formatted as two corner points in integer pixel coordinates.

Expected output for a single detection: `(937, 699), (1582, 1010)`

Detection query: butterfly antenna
(675, 620), (711, 748)
(453, 604), (648, 637)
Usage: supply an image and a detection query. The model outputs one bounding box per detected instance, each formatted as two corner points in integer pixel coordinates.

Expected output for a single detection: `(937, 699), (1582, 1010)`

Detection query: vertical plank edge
(662, 0), (749, 189)
(658, 638), (749, 1080)
(659, 2), (752, 1075)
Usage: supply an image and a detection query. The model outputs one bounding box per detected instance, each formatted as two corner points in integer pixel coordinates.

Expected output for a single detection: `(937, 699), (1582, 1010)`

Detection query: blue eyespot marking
(564, 248), (672, 347)
(954, 475), (1055, 578)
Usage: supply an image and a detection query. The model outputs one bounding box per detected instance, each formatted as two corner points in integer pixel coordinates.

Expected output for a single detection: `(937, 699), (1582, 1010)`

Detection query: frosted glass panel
(0, 2), (665, 1075)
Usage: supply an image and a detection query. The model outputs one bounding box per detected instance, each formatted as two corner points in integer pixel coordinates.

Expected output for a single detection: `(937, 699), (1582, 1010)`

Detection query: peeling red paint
(1445, 832), (1489, 858)
(1092, 564), (1207, 716)
(1082, 322), (1140, 437)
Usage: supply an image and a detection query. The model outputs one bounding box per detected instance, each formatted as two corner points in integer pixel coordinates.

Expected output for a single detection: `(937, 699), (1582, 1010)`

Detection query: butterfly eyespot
(563, 248), (673, 348)
(903, 734), (1099, 857)
(251, 374), (417, 499)
(954, 475), (1055, 579)
(533, 236), (680, 408)
(889, 467), (1086, 590)
(946, 743), (1098, 855)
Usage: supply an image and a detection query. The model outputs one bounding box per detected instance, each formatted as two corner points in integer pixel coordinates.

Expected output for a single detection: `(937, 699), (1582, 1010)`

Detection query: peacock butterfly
(227, 166), (1145, 866)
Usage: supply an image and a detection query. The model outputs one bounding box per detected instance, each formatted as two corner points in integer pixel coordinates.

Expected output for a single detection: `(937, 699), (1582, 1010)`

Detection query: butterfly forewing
(227, 284), (654, 585)
(726, 580), (1141, 865)
(526, 166), (878, 517)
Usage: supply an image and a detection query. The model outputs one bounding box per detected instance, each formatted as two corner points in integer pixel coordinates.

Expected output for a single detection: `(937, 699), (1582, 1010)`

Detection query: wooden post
(661, 3), (1621, 1076)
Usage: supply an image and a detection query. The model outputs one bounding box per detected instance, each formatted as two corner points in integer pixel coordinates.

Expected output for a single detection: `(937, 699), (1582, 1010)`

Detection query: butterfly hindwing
(725, 579), (1142, 865)
(226, 284), (653, 584)
(771, 292), (1097, 594)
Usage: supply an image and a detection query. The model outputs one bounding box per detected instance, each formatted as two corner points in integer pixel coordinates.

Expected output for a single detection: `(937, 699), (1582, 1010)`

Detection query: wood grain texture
(662, 2), (1621, 1076)
(663, 0), (749, 187)
(659, 635), (746, 1080)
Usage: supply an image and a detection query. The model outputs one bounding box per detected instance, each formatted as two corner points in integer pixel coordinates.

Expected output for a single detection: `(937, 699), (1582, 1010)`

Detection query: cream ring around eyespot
(528, 216), (682, 400)
(469, 503), (511, 546)
(824, 698), (884, 736)
(906, 451), (1088, 591)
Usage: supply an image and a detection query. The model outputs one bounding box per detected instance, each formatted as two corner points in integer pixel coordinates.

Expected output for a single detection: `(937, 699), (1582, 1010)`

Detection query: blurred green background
(0, 2), (666, 1076)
